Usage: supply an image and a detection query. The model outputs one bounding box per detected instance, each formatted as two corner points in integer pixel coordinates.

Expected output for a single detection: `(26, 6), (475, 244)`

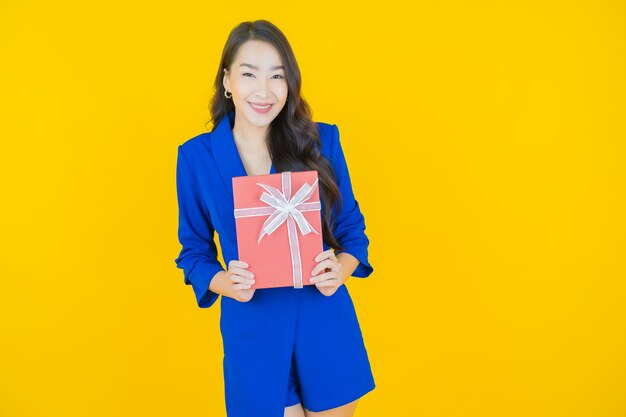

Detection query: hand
(226, 260), (256, 302)
(309, 249), (345, 297)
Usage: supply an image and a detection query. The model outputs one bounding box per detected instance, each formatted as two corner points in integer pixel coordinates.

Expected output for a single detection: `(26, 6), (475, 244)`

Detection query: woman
(174, 20), (375, 417)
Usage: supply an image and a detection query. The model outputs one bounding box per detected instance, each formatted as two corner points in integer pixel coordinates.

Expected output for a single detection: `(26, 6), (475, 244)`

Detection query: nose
(255, 77), (271, 98)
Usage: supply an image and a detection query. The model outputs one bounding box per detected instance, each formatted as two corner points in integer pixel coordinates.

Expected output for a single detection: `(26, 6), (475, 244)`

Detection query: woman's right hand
(225, 260), (256, 302)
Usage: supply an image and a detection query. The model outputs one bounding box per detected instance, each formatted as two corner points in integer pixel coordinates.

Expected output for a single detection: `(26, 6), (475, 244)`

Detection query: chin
(247, 112), (277, 127)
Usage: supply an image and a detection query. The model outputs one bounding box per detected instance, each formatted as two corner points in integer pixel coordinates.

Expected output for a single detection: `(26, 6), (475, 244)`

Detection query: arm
(329, 124), (374, 279)
(174, 145), (226, 308)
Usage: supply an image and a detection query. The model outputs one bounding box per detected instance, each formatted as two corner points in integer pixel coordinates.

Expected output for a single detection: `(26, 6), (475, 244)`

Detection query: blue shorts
(285, 352), (302, 407)
(221, 284), (375, 416)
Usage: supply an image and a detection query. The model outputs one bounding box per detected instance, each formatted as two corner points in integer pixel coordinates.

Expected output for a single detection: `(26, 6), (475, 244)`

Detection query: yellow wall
(1, 1), (624, 416)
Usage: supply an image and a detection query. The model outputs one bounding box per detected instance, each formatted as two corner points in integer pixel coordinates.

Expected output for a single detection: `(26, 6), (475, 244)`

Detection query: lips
(249, 102), (274, 113)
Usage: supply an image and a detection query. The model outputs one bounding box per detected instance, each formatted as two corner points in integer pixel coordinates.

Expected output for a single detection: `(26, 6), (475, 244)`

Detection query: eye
(242, 72), (284, 79)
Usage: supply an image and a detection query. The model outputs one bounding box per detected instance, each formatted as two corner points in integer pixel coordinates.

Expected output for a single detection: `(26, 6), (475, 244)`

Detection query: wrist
(336, 252), (358, 283)
(209, 270), (233, 298)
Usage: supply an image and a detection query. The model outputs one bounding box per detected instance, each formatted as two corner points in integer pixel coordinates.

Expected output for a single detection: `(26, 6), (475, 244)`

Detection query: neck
(232, 113), (269, 148)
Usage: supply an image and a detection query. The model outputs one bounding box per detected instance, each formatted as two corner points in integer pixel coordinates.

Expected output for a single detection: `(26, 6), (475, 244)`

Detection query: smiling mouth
(248, 102), (274, 113)
(249, 102), (273, 109)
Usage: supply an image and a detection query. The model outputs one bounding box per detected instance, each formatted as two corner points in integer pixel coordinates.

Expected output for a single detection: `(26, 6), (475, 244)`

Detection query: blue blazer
(175, 111), (373, 308)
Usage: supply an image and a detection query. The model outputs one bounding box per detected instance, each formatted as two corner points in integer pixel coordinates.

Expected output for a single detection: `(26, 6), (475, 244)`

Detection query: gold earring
(224, 90), (232, 99)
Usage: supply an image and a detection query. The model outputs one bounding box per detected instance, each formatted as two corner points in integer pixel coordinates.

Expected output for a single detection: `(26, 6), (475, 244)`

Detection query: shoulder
(314, 121), (340, 159)
(178, 132), (213, 168)
(179, 132), (211, 154)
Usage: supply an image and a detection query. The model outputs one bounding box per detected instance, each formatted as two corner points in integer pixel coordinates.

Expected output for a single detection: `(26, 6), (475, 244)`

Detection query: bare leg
(304, 399), (359, 417)
(285, 402), (306, 417)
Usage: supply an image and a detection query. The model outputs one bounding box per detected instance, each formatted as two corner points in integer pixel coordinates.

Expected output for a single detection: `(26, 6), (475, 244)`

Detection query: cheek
(231, 79), (252, 94)
(231, 83), (245, 95)
(276, 83), (289, 101)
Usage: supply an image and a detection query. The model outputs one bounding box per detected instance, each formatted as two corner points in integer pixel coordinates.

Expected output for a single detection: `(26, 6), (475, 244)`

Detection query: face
(223, 40), (289, 128)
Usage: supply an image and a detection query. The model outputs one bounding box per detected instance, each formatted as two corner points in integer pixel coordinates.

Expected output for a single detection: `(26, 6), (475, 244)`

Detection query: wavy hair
(205, 19), (345, 251)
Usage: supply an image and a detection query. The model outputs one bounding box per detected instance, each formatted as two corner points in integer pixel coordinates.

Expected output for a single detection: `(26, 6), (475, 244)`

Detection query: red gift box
(232, 171), (323, 289)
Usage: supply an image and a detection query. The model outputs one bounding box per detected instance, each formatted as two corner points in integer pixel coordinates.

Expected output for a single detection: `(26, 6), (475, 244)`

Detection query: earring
(224, 90), (232, 99)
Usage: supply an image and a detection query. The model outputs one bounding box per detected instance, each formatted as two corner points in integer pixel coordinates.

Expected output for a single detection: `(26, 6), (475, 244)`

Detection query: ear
(223, 68), (230, 92)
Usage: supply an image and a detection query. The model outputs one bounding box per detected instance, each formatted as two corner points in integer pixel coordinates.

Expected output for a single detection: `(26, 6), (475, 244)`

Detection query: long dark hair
(206, 19), (345, 251)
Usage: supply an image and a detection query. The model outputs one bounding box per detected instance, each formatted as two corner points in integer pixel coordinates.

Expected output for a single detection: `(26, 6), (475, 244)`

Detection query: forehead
(233, 40), (284, 69)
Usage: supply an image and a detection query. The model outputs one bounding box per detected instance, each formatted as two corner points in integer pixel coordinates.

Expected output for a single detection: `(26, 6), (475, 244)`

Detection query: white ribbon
(233, 171), (321, 288)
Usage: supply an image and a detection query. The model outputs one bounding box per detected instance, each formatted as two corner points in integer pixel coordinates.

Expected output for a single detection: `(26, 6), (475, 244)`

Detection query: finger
(313, 249), (331, 262)
(229, 266), (255, 279)
(309, 270), (340, 284)
(232, 283), (253, 290)
(229, 260), (249, 269)
(311, 259), (340, 276)
(314, 249), (336, 263)
(229, 274), (254, 286)
(311, 259), (336, 275)
(229, 272), (256, 284)
(313, 277), (341, 287)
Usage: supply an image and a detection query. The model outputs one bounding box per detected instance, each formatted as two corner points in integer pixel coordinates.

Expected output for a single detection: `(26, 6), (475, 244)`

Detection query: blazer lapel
(211, 110), (276, 199)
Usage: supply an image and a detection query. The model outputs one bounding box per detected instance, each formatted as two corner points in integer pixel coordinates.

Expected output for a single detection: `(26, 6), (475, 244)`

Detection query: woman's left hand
(309, 249), (345, 297)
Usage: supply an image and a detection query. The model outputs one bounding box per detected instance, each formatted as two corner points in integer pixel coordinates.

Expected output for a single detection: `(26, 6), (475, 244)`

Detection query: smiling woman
(174, 19), (375, 417)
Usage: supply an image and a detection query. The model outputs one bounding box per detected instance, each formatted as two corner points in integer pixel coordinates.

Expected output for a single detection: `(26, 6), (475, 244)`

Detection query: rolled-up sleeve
(329, 124), (374, 278)
(174, 145), (226, 308)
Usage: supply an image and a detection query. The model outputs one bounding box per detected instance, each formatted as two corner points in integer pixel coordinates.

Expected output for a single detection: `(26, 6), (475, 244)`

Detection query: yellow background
(1, 1), (625, 416)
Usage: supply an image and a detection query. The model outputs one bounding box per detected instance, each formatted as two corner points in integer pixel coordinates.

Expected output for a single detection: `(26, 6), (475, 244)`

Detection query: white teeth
(250, 103), (271, 109)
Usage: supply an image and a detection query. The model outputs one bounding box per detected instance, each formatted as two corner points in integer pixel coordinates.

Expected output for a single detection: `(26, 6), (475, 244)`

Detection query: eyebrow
(239, 63), (285, 71)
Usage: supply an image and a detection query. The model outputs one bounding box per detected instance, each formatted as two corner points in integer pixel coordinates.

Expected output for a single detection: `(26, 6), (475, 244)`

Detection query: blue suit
(175, 110), (375, 416)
